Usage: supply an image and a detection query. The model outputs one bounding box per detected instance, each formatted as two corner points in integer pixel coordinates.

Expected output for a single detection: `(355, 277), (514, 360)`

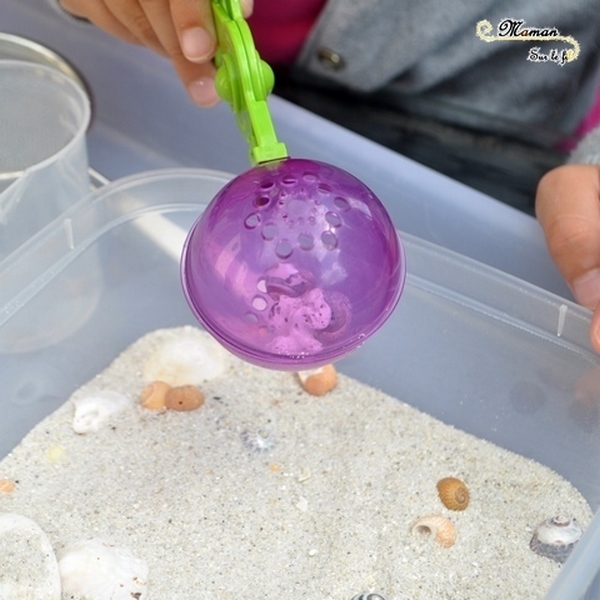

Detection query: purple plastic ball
(181, 158), (406, 369)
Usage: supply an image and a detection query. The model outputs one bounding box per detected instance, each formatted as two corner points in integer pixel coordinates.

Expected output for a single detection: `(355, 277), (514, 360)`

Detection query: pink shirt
(248, 0), (326, 65)
(572, 88), (600, 144)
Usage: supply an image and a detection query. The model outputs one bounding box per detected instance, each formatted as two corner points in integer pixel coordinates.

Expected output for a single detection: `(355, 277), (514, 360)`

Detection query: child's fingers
(536, 164), (600, 309)
(59, 0), (144, 47)
(168, 0), (217, 63)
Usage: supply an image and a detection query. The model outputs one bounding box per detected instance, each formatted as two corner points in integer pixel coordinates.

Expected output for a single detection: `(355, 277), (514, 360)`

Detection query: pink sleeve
(248, 0), (326, 65)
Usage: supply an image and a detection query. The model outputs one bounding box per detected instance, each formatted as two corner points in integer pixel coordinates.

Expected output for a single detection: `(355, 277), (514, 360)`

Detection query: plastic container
(1, 168), (600, 598)
(0, 60), (90, 260)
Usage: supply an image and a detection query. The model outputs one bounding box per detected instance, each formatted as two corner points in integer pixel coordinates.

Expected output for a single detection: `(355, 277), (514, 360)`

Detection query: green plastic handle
(212, 0), (288, 165)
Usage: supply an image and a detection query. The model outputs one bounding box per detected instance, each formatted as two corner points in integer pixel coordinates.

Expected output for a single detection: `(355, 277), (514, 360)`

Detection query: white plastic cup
(0, 60), (91, 259)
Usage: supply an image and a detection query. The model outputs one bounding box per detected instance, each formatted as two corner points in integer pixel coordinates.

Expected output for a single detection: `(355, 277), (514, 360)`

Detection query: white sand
(0, 326), (593, 600)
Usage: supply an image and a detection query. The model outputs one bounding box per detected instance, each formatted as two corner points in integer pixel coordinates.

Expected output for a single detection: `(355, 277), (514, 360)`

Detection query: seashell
(165, 385), (205, 411)
(529, 515), (583, 563)
(296, 364), (338, 396)
(352, 593), (387, 600)
(0, 478), (16, 493)
(241, 428), (275, 452)
(436, 476), (470, 511)
(0, 512), (61, 599)
(58, 537), (148, 600)
(143, 329), (228, 385)
(139, 380), (171, 410)
(71, 390), (129, 434)
(411, 515), (457, 548)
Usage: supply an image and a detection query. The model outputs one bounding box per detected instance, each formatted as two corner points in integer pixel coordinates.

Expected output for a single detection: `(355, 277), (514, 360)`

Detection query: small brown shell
(139, 381), (171, 410)
(296, 364), (337, 396)
(411, 515), (456, 548)
(436, 477), (470, 511)
(165, 385), (205, 411)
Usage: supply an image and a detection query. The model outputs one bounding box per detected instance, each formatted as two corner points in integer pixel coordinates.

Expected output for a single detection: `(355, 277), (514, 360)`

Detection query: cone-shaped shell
(529, 516), (582, 563)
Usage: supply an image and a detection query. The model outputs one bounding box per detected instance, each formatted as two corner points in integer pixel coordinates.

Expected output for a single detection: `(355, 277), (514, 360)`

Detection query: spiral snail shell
(351, 594), (386, 600)
(436, 477), (470, 511)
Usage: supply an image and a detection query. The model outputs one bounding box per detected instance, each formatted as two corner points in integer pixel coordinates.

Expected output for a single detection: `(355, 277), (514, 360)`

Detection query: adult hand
(59, 0), (253, 106)
(536, 164), (600, 351)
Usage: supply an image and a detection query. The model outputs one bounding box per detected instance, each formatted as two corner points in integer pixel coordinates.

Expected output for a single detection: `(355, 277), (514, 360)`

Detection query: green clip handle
(212, 0), (288, 165)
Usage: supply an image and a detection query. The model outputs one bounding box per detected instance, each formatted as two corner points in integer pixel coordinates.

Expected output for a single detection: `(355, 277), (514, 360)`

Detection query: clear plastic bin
(1, 168), (599, 598)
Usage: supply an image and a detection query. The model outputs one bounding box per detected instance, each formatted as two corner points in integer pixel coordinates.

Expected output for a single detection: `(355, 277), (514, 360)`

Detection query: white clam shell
(71, 391), (129, 434)
(0, 512), (61, 600)
(58, 538), (148, 600)
(143, 329), (228, 385)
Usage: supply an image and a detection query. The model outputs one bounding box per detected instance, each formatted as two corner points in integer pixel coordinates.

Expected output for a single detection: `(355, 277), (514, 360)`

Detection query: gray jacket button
(316, 47), (345, 70)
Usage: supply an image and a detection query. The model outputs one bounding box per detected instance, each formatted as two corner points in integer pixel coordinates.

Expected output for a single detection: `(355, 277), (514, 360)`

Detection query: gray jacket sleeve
(569, 128), (600, 165)
(296, 0), (600, 139)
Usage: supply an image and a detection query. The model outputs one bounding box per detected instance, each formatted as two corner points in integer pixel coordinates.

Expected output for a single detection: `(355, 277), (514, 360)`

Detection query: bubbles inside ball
(181, 158), (406, 369)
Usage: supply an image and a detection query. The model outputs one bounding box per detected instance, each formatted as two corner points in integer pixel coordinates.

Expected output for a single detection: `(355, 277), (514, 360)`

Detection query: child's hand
(59, 0), (253, 106)
(536, 164), (600, 351)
